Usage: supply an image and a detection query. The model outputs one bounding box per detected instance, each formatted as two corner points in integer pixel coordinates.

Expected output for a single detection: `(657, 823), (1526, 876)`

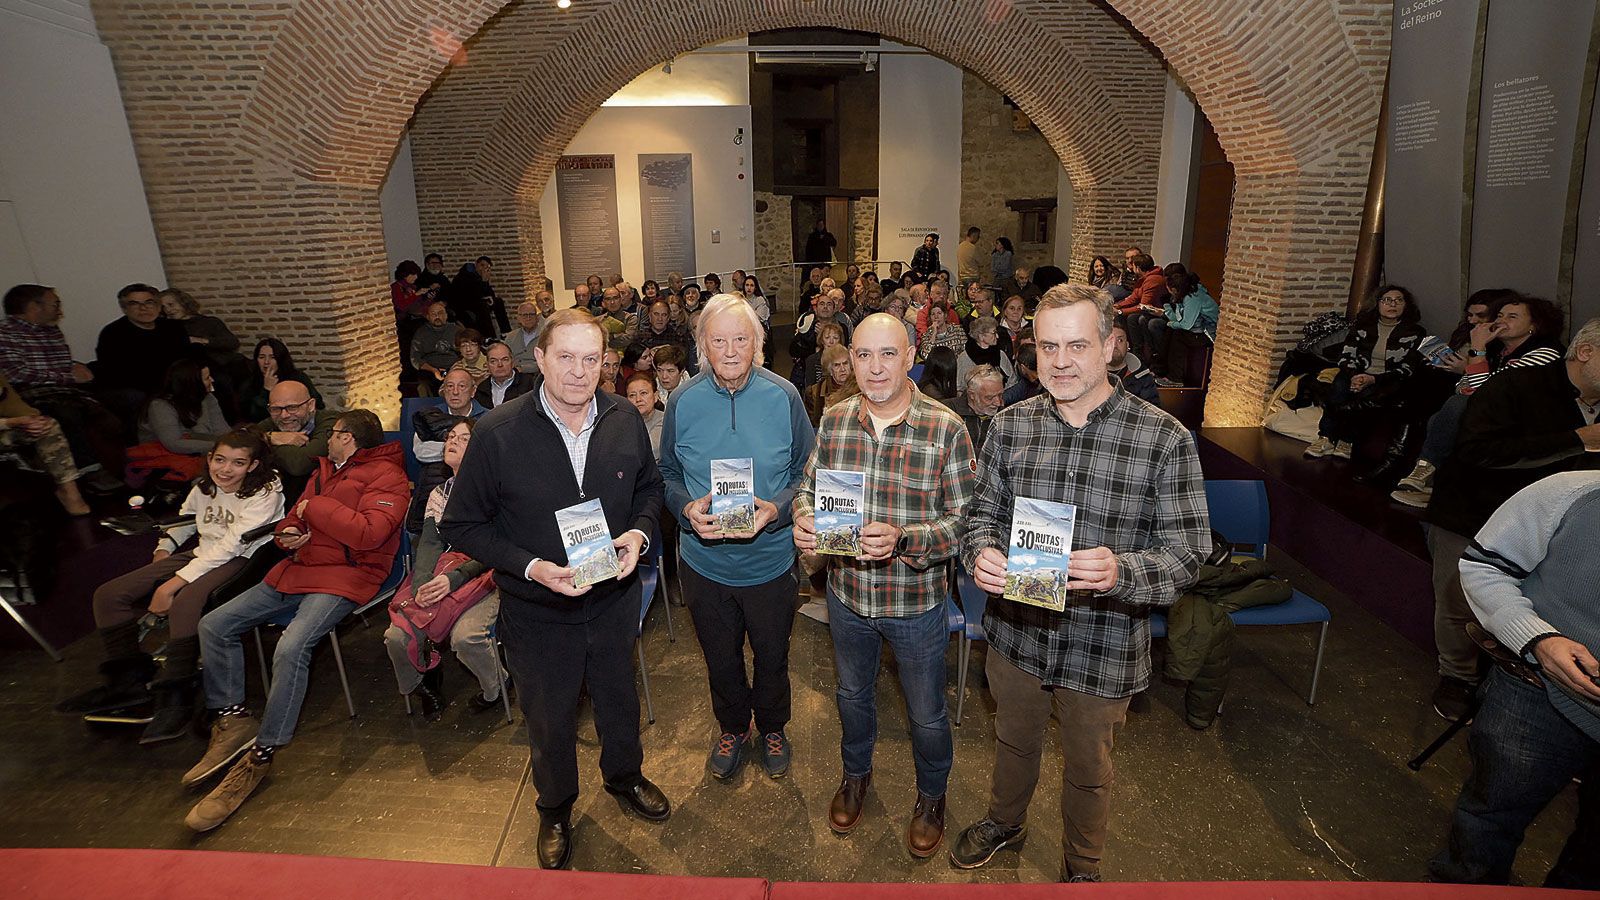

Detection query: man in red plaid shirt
(794, 313), (975, 859)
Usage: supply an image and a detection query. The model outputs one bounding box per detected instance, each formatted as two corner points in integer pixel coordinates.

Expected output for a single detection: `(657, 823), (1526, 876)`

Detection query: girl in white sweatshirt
(57, 429), (285, 743)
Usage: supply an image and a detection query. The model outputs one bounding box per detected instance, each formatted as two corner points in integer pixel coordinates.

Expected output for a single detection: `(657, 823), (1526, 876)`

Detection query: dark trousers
(92, 550), (248, 641)
(499, 589), (645, 820)
(1161, 327), (1210, 383)
(681, 563), (797, 735)
(1429, 669), (1600, 888)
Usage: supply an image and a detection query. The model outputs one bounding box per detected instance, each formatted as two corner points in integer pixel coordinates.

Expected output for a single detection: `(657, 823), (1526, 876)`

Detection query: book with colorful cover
(1003, 497), (1076, 612)
(814, 468), (865, 556)
(555, 498), (620, 588)
(711, 458), (756, 536)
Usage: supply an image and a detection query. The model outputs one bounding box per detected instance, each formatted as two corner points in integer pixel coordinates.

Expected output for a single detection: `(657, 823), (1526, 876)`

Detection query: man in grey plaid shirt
(950, 283), (1211, 882)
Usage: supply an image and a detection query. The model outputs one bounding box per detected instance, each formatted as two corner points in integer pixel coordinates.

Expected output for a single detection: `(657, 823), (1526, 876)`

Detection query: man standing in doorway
(958, 226), (983, 284)
(793, 313), (975, 858)
(951, 283), (1210, 883)
(441, 308), (667, 871)
(660, 294), (814, 781)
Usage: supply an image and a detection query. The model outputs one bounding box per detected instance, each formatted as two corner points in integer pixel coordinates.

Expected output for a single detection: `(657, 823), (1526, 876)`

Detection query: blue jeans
(1419, 393), (1470, 466)
(199, 582), (353, 747)
(1429, 669), (1600, 888)
(827, 589), (953, 797)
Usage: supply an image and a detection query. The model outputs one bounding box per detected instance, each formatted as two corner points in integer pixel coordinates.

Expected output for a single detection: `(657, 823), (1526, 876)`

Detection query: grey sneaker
(1303, 437), (1336, 458)
(1391, 488), (1432, 509)
(949, 818), (1026, 869)
(707, 729), (749, 780)
(185, 752), (270, 832)
(1331, 441), (1354, 459)
(1396, 459), (1435, 492)
(182, 713), (258, 788)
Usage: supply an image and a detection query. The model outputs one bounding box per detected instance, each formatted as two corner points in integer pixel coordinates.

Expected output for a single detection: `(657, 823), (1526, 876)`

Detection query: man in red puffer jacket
(183, 409), (409, 832)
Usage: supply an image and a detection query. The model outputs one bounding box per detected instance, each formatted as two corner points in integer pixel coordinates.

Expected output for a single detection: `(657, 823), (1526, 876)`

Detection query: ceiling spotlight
(662, 60), (673, 75)
(556, 0), (570, 8)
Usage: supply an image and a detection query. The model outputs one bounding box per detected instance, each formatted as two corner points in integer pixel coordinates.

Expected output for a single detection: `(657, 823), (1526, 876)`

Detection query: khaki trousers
(985, 650), (1130, 878)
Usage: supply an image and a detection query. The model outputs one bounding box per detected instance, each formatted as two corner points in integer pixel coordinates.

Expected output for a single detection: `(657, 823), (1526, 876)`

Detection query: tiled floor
(0, 551), (1577, 884)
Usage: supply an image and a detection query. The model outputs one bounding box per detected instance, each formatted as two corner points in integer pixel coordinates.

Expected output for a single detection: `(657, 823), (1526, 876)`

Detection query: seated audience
(962, 285), (1000, 328)
(625, 372), (665, 460)
(802, 321), (848, 388)
(653, 344), (688, 404)
(505, 300), (543, 372)
(990, 238), (1014, 288)
(0, 372), (89, 514)
(1152, 264), (1219, 387)
(678, 284), (704, 330)
(1108, 317), (1160, 404)
(702, 272), (723, 297)
(884, 290), (918, 347)
(57, 429), (284, 744)
(1088, 254), (1121, 293)
(159, 288), (243, 375)
(943, 363), (1005, 451)
(242, 337), (320, 423)
(957, 317), (1016, 389)
(413, 368), (485, 468)
(1420, 317), (1600, 723)
(666, 271), (686, 298)
(1393, 292), (1567, 502)
(997, 294), (1030, 358)
(791, 290), (853, 366)
(130, 359), (231, 481)
(597, 287), (639, 351)
(94, 283), (193, 436)
(1003, 343), (1041, 407)
(805, 343), (859, 428)
(617, 280), (643, 316)
(911, 232), (941, 277)
(742, 275), (772, 328)
(416, 253), (450, 295)
(641, 280), (662, 305)
(391, 260), (432, 380)
(917, 346), (960, 402)
(918, 299), (968, 362)
(1119, 245), (1145, 293)
(448, 256), (505, 336)
(1118, 254), (1169, 357)
(254, 379), (335, 500)
(454, 329), (488, 384)
(1304, 285), (1426, 461)
(383, 418), (505, 721)
(998, 266), (1042, 310)
(629, 300), (695, 363)
(600, 348), (622, 394)
(1427, 471), (1600, 889)
(476, 341), (536, 409)
(183, 409), (406, 832)
(409, 301), (461, 396)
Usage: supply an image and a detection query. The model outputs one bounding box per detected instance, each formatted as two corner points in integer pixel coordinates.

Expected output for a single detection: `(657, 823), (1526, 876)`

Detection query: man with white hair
(944, 364), (1006, 451)
(660, 294), (814, 781)
(505, 301), (544, 372)
(794, 312), (975, 858)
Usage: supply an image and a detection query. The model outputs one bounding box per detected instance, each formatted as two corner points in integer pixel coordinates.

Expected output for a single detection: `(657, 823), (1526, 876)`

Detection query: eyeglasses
(266, 399), (312, 415)
(123, 298), (160, 308)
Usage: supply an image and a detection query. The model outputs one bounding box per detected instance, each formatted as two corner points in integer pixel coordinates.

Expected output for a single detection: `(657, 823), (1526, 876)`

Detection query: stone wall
(93, 0), (1390, 427)
(959, 71), (1071, 279)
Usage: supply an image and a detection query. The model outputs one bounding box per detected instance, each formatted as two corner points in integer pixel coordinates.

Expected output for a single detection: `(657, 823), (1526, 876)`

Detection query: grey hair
(1566, 317), (1600, 359)
(1036, 282), (1116, 341)
(970, 316), (999, 341)
(695, 293), (766, 370)
(965, 363), (1005, 392)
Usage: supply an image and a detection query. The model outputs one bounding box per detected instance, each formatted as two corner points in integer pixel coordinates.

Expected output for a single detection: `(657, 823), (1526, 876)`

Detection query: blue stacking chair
(1151, 480), (1331, 705)
(635, 530), (666, 725)
(251, 529), (412, 718)
(953, 568), (989, 725)
(397, 397), (436, 482)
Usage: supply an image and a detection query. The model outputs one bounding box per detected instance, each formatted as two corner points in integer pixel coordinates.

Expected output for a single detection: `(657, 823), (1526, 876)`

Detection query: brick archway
(94, 0), (1388, 425)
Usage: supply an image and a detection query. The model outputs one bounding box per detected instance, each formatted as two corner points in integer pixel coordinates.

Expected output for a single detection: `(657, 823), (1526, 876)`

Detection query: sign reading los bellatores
(557, 155), (624, 291)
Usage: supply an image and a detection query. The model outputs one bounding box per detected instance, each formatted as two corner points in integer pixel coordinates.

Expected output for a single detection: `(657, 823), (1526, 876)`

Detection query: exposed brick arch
(95, 0), (1389, 425)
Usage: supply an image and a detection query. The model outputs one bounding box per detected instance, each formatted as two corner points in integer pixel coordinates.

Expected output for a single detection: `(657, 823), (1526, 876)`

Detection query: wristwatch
(1468, 349), (1488, 358)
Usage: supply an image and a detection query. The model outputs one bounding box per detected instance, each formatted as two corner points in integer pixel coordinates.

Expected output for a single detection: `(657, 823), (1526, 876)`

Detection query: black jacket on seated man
(93, 317), (190, 396)
(475, 370), (537, 409)
(1426, 362), (1599, 538)
(441, 388), (662, 623)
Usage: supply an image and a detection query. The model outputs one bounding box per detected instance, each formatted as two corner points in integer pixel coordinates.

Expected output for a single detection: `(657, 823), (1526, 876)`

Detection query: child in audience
(56, 429), (284, 744)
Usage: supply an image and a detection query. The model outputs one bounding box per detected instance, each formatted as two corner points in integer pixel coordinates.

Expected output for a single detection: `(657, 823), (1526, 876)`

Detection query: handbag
(388, 551), (496, 671)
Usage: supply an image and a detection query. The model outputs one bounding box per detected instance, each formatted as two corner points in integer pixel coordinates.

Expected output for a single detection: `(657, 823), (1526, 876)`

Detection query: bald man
(793, 313), (976, 858)
(506, 301), (543, 372)
(254, 379), (338, 497)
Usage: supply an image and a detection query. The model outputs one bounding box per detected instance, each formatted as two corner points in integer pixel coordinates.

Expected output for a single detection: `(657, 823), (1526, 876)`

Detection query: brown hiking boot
(829, 772), (871, 834)
(181, 713), (258, 788)
(185, 753), (270, 832)
(907, 792), (946, 857)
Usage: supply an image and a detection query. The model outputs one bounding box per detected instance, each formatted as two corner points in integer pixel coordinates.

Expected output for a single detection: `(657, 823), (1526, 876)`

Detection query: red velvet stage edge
(7, 849), (1594, 899)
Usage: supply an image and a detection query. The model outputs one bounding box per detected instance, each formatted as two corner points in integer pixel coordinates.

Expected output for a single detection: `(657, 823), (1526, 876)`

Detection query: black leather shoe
(467, 691), (503, 714)
(604, 777), (671, 822)
(537, 816), (574, 870)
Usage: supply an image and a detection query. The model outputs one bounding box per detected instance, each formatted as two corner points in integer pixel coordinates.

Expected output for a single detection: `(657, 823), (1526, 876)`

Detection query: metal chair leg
(403, 692), (413, 715)
(1308, 621), (1329, 706)
(496, 641), (513, 724)
(329, 632), (356, 718)
(955, 636), (970, 726)
(252, 628), (270, 691)
(638, 638), (655, 725)
(0, 591), (62, 661)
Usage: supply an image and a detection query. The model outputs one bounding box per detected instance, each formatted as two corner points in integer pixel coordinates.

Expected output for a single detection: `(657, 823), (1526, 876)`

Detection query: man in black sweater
(1423, 318), (1600, 721)
(441, 308), (666, 871)
(93, 282), (191, 436)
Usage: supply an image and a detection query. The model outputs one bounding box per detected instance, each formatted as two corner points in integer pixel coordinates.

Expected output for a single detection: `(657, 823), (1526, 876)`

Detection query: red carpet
(6, 849), (1591, 899)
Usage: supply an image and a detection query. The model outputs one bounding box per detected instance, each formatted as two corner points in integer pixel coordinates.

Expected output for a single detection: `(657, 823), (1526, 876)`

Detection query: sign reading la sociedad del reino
(557, 155), (624, 291)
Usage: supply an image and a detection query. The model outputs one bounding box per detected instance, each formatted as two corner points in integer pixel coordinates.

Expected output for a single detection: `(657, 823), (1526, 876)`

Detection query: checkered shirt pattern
(795, 387), (975, 618)
(961, 382), (1211, 698)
